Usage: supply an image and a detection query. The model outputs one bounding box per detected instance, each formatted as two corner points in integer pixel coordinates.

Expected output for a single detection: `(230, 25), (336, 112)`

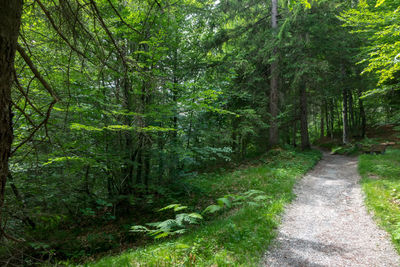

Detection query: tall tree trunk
(337, 99), (342, 133)
(269, 0), (279, 147)
(231, 118), (239, 158)
(358, 89), (366, 138)
(300, 83), (310, 150)
(170, 47), (179, 178)
(292, 119), (297, 147)
(136, 147), (143, 185)
(320, 105), (324, 139)
(348, 90), (355, 131)
(143, 148), (150, 192)
(157, 133), (164, 182)
(342, 88), (349, 144)
(0, 0), (23, 237)
(330, 100), (334, 139)
(324, 100), (330, 137)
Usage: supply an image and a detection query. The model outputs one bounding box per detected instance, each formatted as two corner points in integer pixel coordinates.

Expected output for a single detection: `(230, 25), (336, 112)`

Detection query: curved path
(263, 152), (400, 267)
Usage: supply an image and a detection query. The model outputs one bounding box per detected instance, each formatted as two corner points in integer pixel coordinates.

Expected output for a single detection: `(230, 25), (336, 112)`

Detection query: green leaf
(253, 195), (269, 202)
(130, 225), (149, 233)
(203, 205), (222, 214)
(158, 204), (187, 212)
(154, 232), (170, 239)
(217, 197), (231, 208)
(375, 0), (385, 7)
(188, 213), (203, 220)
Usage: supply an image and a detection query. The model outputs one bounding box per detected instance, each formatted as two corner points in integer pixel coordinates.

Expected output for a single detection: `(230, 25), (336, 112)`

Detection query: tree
(0, 0), (23, 238)
(269, 0), (279, 147)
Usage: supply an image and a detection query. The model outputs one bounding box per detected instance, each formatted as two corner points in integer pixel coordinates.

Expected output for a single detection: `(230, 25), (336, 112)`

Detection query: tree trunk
(348, 90), (355, 132)
(324, 100), (330, 137)
(0, 0), (23, 237)
(300, 83), (310, 150)
(342, 88), (349, 144)
(157, 133), (164, 182)
(330, 100), (334, 139)
(292, 119), (297, 147)
(337, 99), (342, 132)
(231, 118), (239, 158)
(143, 148), (150, 192)
(320, 105), (324, 139)
(358, 89), (366, 138)
(269, 0), (279, 147)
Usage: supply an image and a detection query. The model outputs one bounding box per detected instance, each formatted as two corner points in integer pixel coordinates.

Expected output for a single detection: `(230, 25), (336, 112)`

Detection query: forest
(0, 0), (399, 266)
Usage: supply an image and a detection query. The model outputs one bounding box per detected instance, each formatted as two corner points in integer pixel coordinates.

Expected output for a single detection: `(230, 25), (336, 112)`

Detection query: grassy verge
(359, 149), (400, 252)
(68, 149), (321, 266)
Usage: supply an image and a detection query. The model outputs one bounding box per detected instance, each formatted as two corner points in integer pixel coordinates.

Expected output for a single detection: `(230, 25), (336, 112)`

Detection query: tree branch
(16, 44), (60, 102)
(35, 0), (90, 61)
(105, 0), (141, 35)
(11, 100), (56, 155)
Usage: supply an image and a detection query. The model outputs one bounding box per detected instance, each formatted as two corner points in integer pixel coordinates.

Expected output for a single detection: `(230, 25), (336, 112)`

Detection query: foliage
(340, 0), (400, 94)
(131, 204), (203, 239)
(69, 148), (321, 266)
(130, 189), (270, 240)
(2, 0), (399, 264)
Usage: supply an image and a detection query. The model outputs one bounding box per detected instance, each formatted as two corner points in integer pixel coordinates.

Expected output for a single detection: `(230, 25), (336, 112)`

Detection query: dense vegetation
(77, 149), (321, 266)
(0, 0), (399, 265)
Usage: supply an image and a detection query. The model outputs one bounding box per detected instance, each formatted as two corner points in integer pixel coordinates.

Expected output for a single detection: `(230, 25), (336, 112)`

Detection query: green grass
(67, 149), (321, 267)
(331, 144), (360, 155)
(359, 149), (400, 252)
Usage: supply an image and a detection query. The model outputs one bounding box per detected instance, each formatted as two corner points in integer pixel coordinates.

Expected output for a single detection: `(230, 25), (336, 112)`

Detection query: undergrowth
(359, 149), (400, 252)
(65, 148), (321, 266)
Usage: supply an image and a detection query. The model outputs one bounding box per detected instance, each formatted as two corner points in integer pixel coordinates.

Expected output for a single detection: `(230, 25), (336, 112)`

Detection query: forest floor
(68, 149), (321, 266)
(263, 151), (400, 266)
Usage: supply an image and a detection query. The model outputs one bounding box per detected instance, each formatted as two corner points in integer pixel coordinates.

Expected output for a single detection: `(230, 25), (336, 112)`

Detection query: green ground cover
(359, 149), (400, 252)
(67, 149), (321, 266)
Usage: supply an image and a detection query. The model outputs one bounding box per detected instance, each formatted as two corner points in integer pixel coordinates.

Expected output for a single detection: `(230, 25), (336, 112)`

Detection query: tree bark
(320, 105), (324, 139)
(269, 0), (279, 147)
(358, 89), (366, 138)
(348, 90), (354, 131)
(324, 100), (330, 137)
(300, 83), (310, 150)
(292, 119), (297, 147)
(330, 100), (334, 139)
(0, 0), (23, 237)
(342, 88), (349, 144)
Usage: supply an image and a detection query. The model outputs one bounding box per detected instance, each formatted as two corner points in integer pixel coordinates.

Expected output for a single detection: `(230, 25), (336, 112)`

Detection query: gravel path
(263, 152), (400, 267)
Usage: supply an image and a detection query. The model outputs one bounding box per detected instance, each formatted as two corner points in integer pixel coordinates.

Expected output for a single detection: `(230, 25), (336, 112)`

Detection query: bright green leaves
(375, 0), (386, 7)
(158, 204), (188, 212)
(131, 204), (203, 239)
(341, 0), (400, 94)
(70, 123), (176, 132)
(131, 189), (270, 240)
(203, 190), (270, 214)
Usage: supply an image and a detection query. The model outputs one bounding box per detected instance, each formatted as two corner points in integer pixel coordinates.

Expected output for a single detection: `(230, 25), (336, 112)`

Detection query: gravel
(263, 152), (400, 267)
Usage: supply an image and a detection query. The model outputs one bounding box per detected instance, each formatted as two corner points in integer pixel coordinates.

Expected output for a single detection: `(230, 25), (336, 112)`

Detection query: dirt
(263, 152), (400, 267)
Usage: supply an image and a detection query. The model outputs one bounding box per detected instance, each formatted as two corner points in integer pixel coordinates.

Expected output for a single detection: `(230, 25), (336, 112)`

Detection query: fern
(203, 204), (223, 214)
(203, 190), (270, 214)
(131, 204), (202, 239)
(131, 190), (270, 239)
